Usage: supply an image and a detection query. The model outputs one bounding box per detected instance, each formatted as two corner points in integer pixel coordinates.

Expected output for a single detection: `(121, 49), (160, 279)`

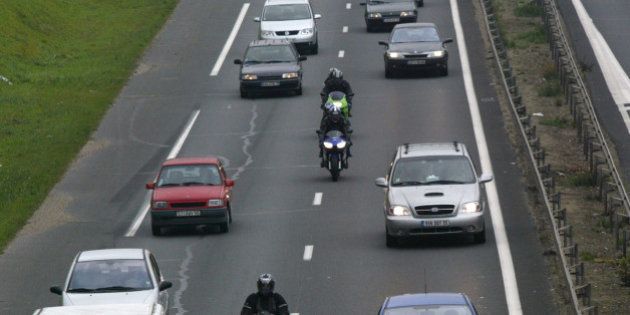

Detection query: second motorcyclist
(320, 67), (354, 116)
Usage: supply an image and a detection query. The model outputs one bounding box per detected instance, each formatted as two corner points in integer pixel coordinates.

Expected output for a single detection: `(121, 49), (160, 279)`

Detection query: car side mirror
(299, 55), (307, 61)
(234, 59), (243, 65)
(146, 182), (155, 190)
(253, 17), (261, 22)
(443, 38), (453, 44)
(158, 281), (173, 291)
(225, 179), (235, 187)
(375, 177), (388, 187)
(479, 173), (493, 184)
(314, 13), (322, 19)
(50, 286), (63, 295)
(378, 41), (389, 48)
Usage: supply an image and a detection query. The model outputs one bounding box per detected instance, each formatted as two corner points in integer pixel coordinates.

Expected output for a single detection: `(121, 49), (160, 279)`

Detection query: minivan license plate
(176, 210), (201, 217)
(422, 220), (449, 227)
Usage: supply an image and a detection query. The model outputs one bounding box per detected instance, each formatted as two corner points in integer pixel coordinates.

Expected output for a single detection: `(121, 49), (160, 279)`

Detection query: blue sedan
(379, 293), (478, 315)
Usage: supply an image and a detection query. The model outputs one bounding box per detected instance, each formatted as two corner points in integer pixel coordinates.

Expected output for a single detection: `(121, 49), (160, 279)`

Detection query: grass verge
(0, 0), (177, 251)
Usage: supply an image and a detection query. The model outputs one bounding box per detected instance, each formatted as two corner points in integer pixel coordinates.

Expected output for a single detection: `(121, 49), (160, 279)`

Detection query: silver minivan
(254, 0), (322, 54)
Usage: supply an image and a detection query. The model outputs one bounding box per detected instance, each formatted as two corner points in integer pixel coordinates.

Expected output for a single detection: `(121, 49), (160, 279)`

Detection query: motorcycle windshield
(325, 130), (345, 140)
(327, 91), (346, 101)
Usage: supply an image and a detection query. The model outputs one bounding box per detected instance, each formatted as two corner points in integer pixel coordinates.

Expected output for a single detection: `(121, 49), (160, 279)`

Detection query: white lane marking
(303, 245), (314, 261)
(173, 244), (193, 315)
(450, 0), (523, 314)
(231, 104), (258, 180)
(313, 192), (323, 205)
(570, 0), (630, 132)
(338, 50), (345, 58)
(346, 3), (351, 9)
(210, 3), (250, 76)
(125, 110), (201, 237)
(342, 26), (348, 33)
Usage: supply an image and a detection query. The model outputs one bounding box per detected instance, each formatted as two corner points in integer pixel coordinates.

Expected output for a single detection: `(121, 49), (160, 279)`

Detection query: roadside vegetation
(0, 0), (177, 251)
(489, 0), (630, 312)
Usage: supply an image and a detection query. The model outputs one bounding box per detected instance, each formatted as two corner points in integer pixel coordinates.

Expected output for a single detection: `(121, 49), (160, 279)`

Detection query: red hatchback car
(146, 157), (234, 236)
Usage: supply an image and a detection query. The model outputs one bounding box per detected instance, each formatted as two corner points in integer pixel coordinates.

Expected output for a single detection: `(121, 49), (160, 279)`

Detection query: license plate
(383, 18), (400, 23)
(176, 210), (201, 217)
(422, 220), (449, 227)
(408, 60), (426, 65)
(261, 81), (280, 87)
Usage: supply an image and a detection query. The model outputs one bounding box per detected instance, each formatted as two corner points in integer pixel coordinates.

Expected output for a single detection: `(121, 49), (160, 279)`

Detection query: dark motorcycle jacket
(241, 292), (289, 315)
(321, 77), (354, 103)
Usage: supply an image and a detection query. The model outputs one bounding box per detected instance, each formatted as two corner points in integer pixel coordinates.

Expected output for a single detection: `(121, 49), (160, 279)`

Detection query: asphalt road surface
(0, 0), (557, 314)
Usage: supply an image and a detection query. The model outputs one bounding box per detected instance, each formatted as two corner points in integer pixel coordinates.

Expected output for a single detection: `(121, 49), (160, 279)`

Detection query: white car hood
(65, 290), (155, 306)
(260, 19), (314, 32)
(390, 184), (479, 209)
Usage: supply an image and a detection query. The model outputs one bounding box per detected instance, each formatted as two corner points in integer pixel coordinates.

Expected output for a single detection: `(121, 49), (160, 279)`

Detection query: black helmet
(328, 67), (343, 79)
(257, 273), (275, 296)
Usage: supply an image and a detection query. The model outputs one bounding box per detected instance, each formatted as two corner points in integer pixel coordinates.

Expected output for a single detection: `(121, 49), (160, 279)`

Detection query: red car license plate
(176, 210), (201, 217)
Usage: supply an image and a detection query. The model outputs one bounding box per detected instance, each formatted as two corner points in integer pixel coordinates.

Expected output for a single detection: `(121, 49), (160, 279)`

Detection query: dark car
(146, 157), (235, 235)
(379, 293), (478, 315)
(234, 39), (306, 98)
(379, 23), (452, 77)
(360, 0), (418, 32)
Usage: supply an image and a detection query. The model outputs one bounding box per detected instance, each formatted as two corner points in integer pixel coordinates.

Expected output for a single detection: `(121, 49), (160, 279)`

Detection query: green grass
(566, 172), (595, 187)
(540, 117), (571, 128)
(507, 25), (547, 48)
(0, 0), (177, 251)
(538, 80), (563, 97)
(514, 1), (544, 17)
(580, 250), (596, 262)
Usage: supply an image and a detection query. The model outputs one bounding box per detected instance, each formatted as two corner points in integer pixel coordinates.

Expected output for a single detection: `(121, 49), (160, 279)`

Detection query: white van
(32, 303), (166, 315)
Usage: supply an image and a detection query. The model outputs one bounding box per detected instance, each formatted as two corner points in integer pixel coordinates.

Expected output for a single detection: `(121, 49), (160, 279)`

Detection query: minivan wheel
(473, 229), (486, 244)
(386, 232), (399, 247)
(311, 41), (319, 54)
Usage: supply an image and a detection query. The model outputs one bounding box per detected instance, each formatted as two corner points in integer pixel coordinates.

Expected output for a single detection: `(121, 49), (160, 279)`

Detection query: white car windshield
(391, 156), (476, 186)
(157, 164), (222, 187)
(384, 305), (473, 315)
(263, 4), (311, 21)
(67, 259), (153, 292)
(391, 27), (440, 43)
(244, 46), (296, 63)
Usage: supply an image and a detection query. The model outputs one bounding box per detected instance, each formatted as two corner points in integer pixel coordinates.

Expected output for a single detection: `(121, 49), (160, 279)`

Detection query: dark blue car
(379, 293), (478, 315)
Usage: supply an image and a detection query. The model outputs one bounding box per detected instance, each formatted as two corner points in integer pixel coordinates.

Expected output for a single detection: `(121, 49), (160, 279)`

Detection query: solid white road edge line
(342, 26), (348, 33)
(569, 0), (630, 132)
(313, 192), (323, 206)
(303, 245), (314, 261)
(210, 3), (250, 76)
(449, 0), (523, 314)
(338, 50), (345, 58)
(125, 110), (201, 237)
(346, 3), (351, 9)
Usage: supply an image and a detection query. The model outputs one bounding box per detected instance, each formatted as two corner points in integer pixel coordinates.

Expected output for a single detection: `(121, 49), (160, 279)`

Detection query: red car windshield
(157, 164), (222, 187)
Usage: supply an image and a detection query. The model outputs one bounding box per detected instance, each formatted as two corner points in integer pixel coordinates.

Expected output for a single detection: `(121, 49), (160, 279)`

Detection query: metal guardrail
(478, 0), (599, 313)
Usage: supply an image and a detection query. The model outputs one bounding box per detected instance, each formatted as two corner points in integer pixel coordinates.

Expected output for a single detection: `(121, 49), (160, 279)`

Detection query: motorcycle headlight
(400, 11), (415, 17)
(460, 202), (481, 213)
(300, 28), (313, 34)
(336, 140), (347, 149)
(368, 13), (382, 18)
(282, 72), (299, 79)
(261, 30), (274, 37)
(387, 51), (404, 59)
(388, 205), (411, 216)
(323, 141), (333, 149)
(153, 201), (168, 209)
(208, 199), (224, 207)
(428, 50), (445, 58)
(242, 74), (257, 80)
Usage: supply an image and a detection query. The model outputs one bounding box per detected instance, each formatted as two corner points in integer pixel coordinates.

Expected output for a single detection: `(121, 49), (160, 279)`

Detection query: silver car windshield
(391, 156), (476, 186)
(384, 305), (473, 315)
(67, 259), (153, 292)
(263, 4), (311, 21)
(391, 27), (440, 43)
(157, 164), (222, 187)
(244, 46), (296, 64)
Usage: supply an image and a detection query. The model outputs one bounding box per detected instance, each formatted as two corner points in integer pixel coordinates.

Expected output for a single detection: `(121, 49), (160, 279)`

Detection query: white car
(50, 249), (171, 311)
(33, 303), (166, 315)
(254, 0), (322, 54)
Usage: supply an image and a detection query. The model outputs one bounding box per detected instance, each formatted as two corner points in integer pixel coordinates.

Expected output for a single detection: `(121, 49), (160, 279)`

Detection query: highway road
(0, 0), (558, 314)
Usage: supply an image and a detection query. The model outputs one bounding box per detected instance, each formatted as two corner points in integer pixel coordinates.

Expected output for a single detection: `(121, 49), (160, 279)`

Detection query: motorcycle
(320, 130), (348, 181)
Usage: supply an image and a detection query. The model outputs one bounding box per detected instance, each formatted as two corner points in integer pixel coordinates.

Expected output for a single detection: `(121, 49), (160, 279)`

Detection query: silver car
(50, 248), (172, 311)
(375, 142), (493, 247)
(254, 0), (322, 54)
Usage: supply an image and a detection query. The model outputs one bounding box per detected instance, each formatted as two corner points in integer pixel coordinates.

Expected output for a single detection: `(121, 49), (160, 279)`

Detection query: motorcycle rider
(241, 274), (289, 315)
(318, 108), (352, 162)
(321, 68), (354, 116)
